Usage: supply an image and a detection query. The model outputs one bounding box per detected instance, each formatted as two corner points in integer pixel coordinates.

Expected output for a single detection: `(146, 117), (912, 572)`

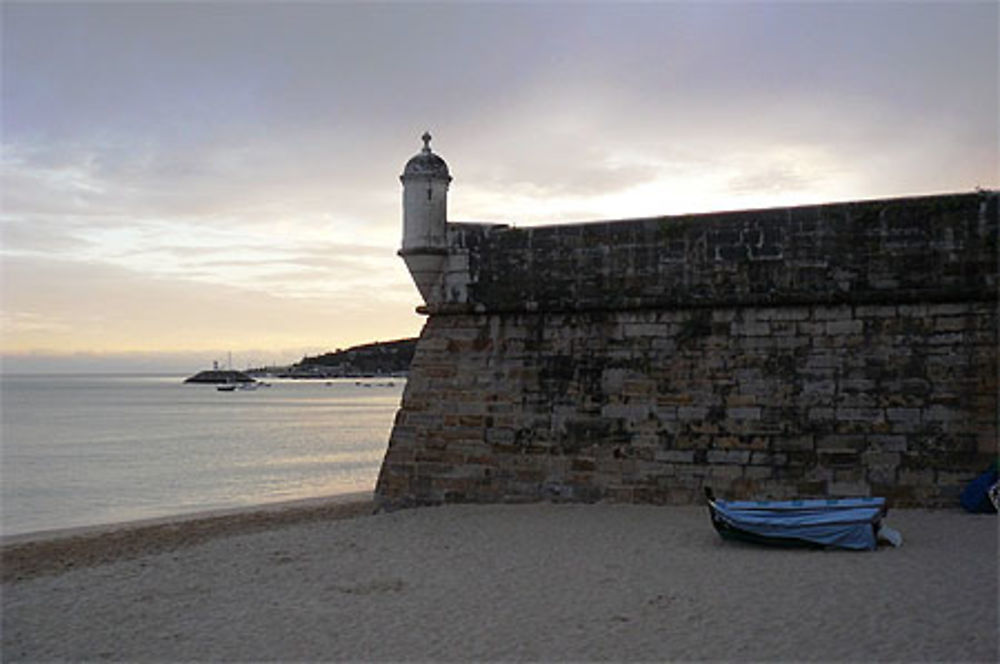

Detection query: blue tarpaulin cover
(960, 468), (999, 513)
(710, 497), (886, 551)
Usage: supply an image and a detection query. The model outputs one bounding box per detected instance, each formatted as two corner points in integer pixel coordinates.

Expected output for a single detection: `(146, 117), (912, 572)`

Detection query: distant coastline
(251, 337), (416, 379)
(1, 338), (419, 376)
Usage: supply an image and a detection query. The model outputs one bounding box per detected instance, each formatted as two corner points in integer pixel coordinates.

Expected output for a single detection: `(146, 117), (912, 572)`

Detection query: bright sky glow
(1, 2), (997, 372)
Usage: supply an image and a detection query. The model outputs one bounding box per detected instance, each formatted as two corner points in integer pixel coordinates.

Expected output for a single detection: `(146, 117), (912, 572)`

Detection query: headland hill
(185, 338), (417, 383)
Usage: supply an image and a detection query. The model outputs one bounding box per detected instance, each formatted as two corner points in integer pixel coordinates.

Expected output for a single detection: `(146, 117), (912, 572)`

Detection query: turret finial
(421, 131), (432, 153)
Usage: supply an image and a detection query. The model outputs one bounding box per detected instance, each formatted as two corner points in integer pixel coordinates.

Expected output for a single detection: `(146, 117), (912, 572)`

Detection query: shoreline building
(376, 134), (998, 509)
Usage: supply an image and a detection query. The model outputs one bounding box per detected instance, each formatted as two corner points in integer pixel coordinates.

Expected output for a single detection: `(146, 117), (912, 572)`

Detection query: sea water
(0, 374), (403, 536)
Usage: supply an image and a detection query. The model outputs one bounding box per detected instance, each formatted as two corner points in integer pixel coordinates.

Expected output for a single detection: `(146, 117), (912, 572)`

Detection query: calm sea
(0, 374), (403, 536)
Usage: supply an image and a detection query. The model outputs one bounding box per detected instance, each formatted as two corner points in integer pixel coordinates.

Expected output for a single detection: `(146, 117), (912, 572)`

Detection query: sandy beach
(2, 499), (997, 662)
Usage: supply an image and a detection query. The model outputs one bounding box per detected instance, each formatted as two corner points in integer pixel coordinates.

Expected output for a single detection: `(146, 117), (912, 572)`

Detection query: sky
(2, 1), (997, 373)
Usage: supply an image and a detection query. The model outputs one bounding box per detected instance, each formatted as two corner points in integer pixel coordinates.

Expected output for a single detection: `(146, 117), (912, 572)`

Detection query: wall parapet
(434, 192), (997, 314)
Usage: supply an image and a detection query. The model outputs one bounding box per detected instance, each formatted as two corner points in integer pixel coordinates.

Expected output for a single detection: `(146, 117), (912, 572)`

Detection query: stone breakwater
(377, 192), (998, 508)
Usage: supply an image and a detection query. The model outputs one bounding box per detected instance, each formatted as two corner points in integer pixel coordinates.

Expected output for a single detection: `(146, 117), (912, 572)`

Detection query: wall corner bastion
(380, 142), (998, 510)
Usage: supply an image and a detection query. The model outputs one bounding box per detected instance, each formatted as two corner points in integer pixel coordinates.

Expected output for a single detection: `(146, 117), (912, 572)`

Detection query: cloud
(0, 254), (422, 356)
(6, 2), (995, 224)
(0, 218), (95, 254)
(2, 134), (405, 299)
(1, 1), (996, 369)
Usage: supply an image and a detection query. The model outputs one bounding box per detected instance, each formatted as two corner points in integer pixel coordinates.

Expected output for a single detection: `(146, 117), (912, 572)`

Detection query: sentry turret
(399, 132), (451, 305)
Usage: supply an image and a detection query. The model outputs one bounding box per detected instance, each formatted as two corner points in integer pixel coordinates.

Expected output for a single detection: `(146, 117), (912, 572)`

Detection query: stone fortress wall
(376, 139), (998, 507)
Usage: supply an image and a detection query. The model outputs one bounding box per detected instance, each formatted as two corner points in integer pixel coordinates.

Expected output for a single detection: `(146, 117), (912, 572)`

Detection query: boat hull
(705, 490), (887, 551)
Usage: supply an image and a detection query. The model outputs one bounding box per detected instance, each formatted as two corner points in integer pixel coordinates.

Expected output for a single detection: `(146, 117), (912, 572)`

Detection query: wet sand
(2, 501), (997, 662)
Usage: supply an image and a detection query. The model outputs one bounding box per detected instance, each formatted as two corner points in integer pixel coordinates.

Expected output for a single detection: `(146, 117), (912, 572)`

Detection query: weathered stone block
(897, 468), (935, 486)
(929, 303), (973, 316)
(654, 450), (695, 464)
(485, 428), (515, 445)
(733, 321), (771, 336)
(828, 481), (870, 497)
(835, 407), (883, 422)
(743, 466), (774, 480)
(933, 316), (971, 332)
(808, 407), (834, 421)
(707, 465), (744, 480)
(886, 408), (921, 423)
(726, 407), (762, 420)
(924, 405), (958, 422)
(602, 403), (652, 419)
(706, 450), (751, 465)
(868, 435), (907, 452)
(797, 321), (826, 336)
(750, 451), (788, 466)
(808, 304), (849, 321)
(826, 319), (864, 336)
(678, 406), (710, 421)
(773, 435), (815, 451)
(855, 305), (896, 318)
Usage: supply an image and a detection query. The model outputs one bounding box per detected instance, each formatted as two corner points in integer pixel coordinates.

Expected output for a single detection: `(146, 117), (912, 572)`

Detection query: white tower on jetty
(399, 131), (451, 305)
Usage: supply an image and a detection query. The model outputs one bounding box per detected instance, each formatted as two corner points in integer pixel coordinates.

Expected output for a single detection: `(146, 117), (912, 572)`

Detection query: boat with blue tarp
(705, 488), (899, 551)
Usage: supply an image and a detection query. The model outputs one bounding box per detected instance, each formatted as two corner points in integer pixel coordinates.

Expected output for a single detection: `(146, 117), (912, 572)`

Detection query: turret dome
(402, 132), (451, 180)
